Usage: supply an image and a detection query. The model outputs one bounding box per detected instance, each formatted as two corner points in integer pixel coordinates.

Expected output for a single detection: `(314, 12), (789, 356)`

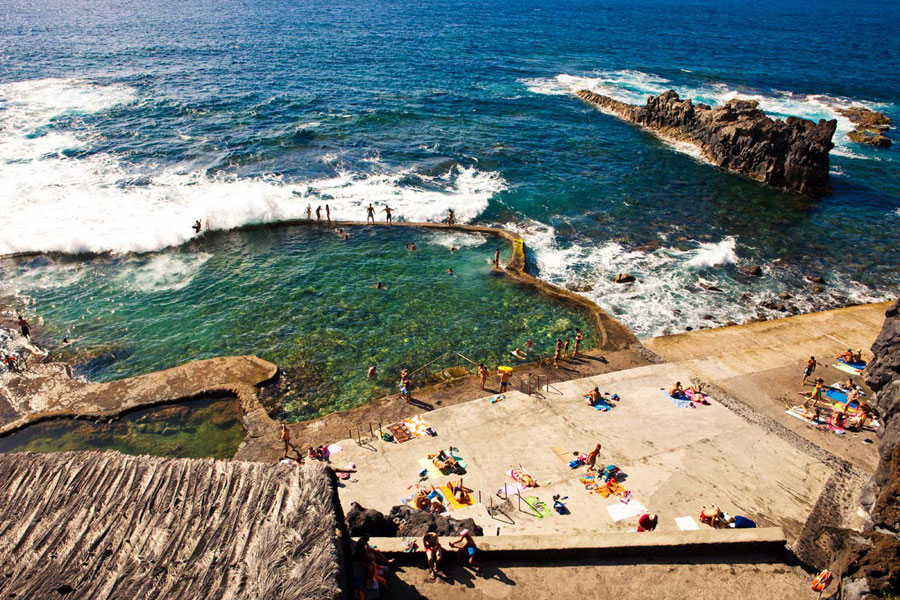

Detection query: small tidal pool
(2, 224), (595, 420)
(0, 397), (245, 459)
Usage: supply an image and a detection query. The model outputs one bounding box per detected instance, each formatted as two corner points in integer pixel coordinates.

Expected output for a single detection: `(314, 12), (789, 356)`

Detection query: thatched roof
(0, 452), (343, 600)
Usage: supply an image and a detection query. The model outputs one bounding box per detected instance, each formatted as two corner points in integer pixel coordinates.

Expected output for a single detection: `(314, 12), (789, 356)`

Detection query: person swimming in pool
(447, 268), (454, 276)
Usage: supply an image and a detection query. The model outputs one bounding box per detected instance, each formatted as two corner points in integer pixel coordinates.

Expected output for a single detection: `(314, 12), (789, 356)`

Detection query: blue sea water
(1, 0), (898, 355)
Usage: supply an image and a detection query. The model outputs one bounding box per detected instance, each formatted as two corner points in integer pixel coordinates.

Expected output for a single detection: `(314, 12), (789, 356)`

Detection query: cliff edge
(577, 89), (837, 197)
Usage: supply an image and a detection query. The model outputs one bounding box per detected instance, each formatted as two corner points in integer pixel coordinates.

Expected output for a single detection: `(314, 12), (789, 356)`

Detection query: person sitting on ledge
(307, 446), (325, 460)
(637, 513), (658, 532)
(669, 382), (687, 398)
(847, 400), (872, 430)
(852, 349), (864, 364)
(586, 386), (603, 406)
(699, 505), (728, 529)
(829, 410), (846, 430)
(449, 528), (480, 570)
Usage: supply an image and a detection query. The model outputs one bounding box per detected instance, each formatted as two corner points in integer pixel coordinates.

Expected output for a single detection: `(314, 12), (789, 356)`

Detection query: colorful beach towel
(522, 496), (553, 519)
(496, 482), (528, 498)
(507, 465), (538, 488)
(388, 423), (413, 443)
(401, 415), (433, 438)
(786, 407), (825, 425)
(834, 363), (863, 376)
(441, 482), (474, 510)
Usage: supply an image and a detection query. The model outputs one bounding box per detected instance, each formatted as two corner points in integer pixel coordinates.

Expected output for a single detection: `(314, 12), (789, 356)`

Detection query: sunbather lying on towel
(670, 381), (700, 399)
(430, 448), (463, 474)
(799, 404), (821, 422)
(510, 465), (538, 488)
(449, 479), (471, 504)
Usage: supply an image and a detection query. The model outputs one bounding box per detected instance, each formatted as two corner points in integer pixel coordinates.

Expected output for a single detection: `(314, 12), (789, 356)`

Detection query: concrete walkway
(644, 302), (889, 472)
(333, 362), (832, 542)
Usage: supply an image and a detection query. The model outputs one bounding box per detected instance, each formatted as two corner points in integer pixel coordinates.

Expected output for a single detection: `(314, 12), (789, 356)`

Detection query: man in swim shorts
(802, 355), (816, 385)
(17, 315), (30, 339)
(382, 205), (393, 223)
(366, 204), (375, 223)
(499, 368), (510, 392)
(449, 529), (479, 570)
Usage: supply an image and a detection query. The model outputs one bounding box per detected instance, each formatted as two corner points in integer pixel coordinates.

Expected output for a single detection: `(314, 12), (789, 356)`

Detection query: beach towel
(666, 393), (693, 408)
(839, 358), (866, 370)
(388, 423), (413, 443)
(585, 394), (613, 411)
(326, 444), (342, 456)
(508, 466), (538, 488)
(786, 407), (824, 425)
(416, 457), (444, 479)
(685, 388), (710, 405)
(834, 363), (863, 376)
(441, 483), (474, 510)
(552, 446), (574, 462)
(824, 388), (848, 403)
(675, 516), (700, 531)
(401, 415), (432, 438)
(607, 500), (646, 522)
(522, 496), (553, 519)
(496, 482), (528, 498)
(828, 424), (846, 435)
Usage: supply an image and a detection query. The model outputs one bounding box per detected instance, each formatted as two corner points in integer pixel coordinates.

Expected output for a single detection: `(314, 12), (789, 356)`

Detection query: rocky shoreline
(838, 106), (892, 148)
(577, 89), (837, 197)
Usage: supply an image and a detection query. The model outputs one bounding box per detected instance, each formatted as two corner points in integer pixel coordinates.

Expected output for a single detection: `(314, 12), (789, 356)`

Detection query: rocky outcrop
(838, 107), (892, 148)
(577, 89), (837, 197)
(827, 300), (900, 598)
(345, 502), (483, 538)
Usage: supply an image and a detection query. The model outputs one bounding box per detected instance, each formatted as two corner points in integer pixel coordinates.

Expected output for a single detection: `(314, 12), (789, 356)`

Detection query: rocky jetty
(346, 502), (483, 538)
(838, 106), (892, 148)
(577, 89), (837, 197)
(826, 300), (900, 598)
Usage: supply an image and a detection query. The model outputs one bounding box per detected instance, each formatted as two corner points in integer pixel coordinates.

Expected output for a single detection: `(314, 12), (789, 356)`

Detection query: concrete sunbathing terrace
(337, 361), (827, 540)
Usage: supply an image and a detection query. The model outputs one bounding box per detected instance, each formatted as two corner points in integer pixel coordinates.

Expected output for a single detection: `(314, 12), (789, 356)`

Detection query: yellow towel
(441, 483), (474, 510)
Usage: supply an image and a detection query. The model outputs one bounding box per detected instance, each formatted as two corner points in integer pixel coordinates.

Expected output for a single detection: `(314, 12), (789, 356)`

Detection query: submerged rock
(577, 89), (837, 197)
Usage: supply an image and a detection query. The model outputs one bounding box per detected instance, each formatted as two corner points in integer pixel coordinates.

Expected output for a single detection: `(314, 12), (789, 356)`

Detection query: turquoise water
(1, 0), (898, 420)
(2, 226), (593, 419)
(0, 397), (245, 458)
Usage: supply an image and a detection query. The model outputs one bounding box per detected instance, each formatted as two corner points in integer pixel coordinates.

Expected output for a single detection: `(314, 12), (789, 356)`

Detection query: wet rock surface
(577, 89), (837, 197)
(838, 107), (892, 148)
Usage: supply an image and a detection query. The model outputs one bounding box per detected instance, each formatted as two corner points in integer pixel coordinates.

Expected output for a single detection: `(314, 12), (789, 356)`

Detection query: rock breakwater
(577, 89), (837, 197)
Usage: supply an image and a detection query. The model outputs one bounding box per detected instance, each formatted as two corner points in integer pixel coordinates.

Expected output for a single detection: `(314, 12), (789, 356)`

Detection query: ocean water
(1, 0), (898, 400)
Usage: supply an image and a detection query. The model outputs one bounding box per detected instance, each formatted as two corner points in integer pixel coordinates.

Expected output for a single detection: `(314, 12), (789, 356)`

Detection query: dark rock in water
(566, 282), (595, 293)
(701, 314), (714, 321)
(613, 273), (636, 284)
(388, 505), (483, 537)
(838, 107), (892, 148)
(685, 326), (693, 331)
(812, 285), (825, 294)
(346, 502), (398, 537)
(699, 283), (723, 292)
(823, 301), (900, 597)
(745, 265), (763, 277)
(778, 292), (793, 300)
(808, 275), (826, 285)
(577, 89), (836, 197)
(724, 321), (738, 327)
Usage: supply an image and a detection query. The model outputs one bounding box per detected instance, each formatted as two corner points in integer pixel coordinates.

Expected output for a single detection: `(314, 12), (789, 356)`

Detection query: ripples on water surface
(1, 0), (898, 411)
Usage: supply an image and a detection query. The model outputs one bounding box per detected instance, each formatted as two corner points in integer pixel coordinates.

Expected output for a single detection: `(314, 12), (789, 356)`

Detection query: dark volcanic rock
(826, 300), (900, 598)
(345, 502), (483, 538)
(613, 273), (636, 284)
(388, 505), (483, 537)
(577, 89), (837, 197)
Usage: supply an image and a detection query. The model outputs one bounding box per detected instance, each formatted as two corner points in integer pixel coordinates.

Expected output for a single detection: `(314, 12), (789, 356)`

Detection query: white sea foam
(523, 70), (893, 160)
(0, 78), (506, 256)
(425, 230), (489, 249)
(115, 253), (212, 292)
(685, 237), (738, 269)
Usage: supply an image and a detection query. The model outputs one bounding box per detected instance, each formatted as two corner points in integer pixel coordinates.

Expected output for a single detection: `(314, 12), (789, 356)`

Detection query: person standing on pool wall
(366, 203), (375, 223)
(17, 315), (30, 340)
(382, 205), (393, 223)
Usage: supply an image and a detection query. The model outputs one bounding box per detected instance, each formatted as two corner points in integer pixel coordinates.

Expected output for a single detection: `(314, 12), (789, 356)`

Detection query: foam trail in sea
(522, 70), (893, 159)
(0, 79), (505, 256)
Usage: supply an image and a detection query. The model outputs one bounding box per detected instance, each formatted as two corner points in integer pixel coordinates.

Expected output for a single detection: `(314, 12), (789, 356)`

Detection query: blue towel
(666, 393), (693, 408)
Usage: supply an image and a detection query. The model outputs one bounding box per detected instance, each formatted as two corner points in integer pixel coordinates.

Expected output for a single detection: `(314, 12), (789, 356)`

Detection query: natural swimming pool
(2, 225), (595, 420)
(0, 397), (245, 458)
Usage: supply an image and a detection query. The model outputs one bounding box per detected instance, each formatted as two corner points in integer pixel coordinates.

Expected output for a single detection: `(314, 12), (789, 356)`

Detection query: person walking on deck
(802, 355), (817, 385)
(366, 204), (375, 223)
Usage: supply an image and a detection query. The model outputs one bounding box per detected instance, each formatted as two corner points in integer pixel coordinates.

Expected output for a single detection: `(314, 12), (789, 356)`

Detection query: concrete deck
(333, 362), (833, 541)
(644, 302), (889, 472)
